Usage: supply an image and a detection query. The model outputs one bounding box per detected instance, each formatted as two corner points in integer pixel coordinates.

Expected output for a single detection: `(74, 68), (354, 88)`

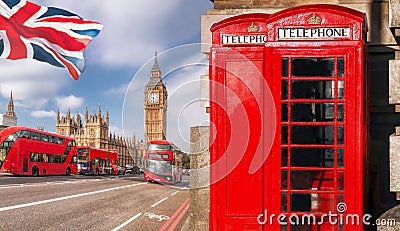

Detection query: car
(138, 166), (144, 174)
(117, 166), (125, 175)
(125, 165), (134, 174)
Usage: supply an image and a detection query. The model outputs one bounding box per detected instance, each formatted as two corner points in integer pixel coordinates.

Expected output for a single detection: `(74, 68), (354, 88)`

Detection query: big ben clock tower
(144, 52), (167, 142)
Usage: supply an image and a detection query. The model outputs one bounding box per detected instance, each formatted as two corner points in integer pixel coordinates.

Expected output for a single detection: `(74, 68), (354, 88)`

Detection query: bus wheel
(66, 167), (71, 176)
(32, 166), (39, 177)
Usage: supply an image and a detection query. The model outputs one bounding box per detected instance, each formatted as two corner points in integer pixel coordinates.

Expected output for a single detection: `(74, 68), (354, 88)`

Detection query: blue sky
(0, 0), (213, 152)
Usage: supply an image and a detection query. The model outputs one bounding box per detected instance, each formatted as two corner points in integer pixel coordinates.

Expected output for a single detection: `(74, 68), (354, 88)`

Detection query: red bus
(0, 126), (77, 176)
(77, 146), (118, 175)
(144, 140), (183, 184)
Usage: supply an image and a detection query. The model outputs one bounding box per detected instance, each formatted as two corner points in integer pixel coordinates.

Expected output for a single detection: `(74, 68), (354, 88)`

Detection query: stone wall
(388, 0), (400, 201)
(189, 126), (210, 231)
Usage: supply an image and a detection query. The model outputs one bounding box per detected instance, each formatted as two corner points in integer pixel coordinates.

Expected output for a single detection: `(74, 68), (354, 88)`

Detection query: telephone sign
(210, 4), (369, 231)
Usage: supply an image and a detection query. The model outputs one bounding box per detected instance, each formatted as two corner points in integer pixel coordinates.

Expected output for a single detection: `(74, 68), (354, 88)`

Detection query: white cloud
(36, 0), (213, 67)
(106, 83), (129, 95)
(0, 60), (68, 109)
(30, 110), (57, 118)
(55, 95), (84, 112)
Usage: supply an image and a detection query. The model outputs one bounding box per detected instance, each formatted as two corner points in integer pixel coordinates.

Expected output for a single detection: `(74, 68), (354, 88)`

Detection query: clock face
(148, 92), (159, 103)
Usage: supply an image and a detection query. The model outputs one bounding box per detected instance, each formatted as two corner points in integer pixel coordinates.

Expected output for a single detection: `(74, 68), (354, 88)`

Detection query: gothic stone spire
(6, 91), (16, 118)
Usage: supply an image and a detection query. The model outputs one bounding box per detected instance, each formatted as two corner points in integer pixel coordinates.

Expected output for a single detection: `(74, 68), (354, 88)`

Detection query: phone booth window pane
(292, 103), (337, 122)
(291, 58), (334, 77)
(291, 148), (323, 167)
(338, 103), (344, 122)
(337, 171), (344, 190)
(282, 58), (288, 77)
(322, 103), (335, 122)
(338, 126), (344, 144)
(281, 148), (288, 167)
(281, 170), (287, 189)
(305, 193), (334, 212)
(282, 103), (288, 121)
(291, 80), (334, 99)
(291, 126), (335, 145)
(290, 193), (312, 211)
(282, 125), (288, 144)
(282, 80), (288, 99)
(323, 149), (335, 167)
(281, 192), (288, 212)
(338, 80), (344, 99)
(291, 103), (314, 122)
(290, 170), (320, 190)
(338, 58), (344, 77)
(338, 148), (344, 168)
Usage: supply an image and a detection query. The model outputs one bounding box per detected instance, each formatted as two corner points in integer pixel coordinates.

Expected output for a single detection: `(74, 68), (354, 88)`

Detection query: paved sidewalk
(180, 216), (190, 231)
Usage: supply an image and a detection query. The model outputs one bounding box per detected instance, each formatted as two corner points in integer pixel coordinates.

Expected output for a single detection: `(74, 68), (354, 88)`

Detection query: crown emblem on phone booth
(247, 22), (260, 32)
(307, 13), (322, 24)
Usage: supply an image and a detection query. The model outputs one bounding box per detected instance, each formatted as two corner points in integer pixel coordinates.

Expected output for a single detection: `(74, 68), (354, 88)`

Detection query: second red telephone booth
(210, 4), (369, 231)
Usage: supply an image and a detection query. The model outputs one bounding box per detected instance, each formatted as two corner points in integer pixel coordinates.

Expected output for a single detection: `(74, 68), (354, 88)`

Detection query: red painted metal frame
(210, 4), (368, 231)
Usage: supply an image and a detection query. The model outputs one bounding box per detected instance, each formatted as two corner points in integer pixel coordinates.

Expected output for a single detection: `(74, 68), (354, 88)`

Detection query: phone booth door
(210, 14), (273, 231)
(264, 5), (368, 231)
(266, 47), (361, 231)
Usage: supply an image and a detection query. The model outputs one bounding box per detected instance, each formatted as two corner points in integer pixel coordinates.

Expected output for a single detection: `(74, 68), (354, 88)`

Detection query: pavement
(180, 216), (190, 231)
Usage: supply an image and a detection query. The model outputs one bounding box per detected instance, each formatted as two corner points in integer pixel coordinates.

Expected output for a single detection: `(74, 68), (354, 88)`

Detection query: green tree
(182, 153), (190, 169)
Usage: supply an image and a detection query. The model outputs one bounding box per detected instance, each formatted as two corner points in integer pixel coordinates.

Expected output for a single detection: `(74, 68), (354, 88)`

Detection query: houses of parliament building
(55, 107), (145, 167)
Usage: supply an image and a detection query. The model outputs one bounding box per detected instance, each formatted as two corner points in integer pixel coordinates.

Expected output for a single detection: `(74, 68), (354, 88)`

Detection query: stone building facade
(0, 92), (17, 131)
(56, 107), (145, 167)
(190, 0), (400, 230)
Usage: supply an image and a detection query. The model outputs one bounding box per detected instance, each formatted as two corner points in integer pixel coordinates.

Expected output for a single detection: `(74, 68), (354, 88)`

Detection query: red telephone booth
(210, 5), (368, 231)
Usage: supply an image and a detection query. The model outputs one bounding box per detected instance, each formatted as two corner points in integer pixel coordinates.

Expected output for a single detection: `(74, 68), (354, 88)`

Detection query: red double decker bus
(77, 146), (118, 175)
(144, 140), (183, 184)
(0, 126), (77, 176)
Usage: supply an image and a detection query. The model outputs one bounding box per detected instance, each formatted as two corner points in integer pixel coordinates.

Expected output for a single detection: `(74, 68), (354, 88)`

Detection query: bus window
(70, 155), (77, 164)
(41, 134), (49, 142)
(42, 154), (48, 162)
(147, 144), (171, 151)
(16, 130), (30, 139)
(31, 132), (41, 140)
(31, 153), (42, 162)
(55, 138), (64, 145)
(6, 133), (19, 142)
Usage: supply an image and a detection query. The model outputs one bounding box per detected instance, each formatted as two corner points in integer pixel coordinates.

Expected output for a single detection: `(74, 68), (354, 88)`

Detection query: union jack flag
(0, 0), (102, 80)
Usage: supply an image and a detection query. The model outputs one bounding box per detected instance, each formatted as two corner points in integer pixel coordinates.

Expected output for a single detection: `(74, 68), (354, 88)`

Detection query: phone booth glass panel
(210, 5), (368, 231)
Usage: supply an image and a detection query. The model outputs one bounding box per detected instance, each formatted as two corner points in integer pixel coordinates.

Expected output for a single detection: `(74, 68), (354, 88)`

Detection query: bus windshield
(146, 160), (172, 176)
(147, 144), (171, 151)
(77, 148), (90, 163)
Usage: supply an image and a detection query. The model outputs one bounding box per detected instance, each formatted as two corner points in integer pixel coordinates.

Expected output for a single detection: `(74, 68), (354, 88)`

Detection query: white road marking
(111, 213), (142, 231)
(0, 182), (147, 212)
(151, 197), (169, 208)
(170, 191), (179, 196)
(0, 178), (107, 189)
